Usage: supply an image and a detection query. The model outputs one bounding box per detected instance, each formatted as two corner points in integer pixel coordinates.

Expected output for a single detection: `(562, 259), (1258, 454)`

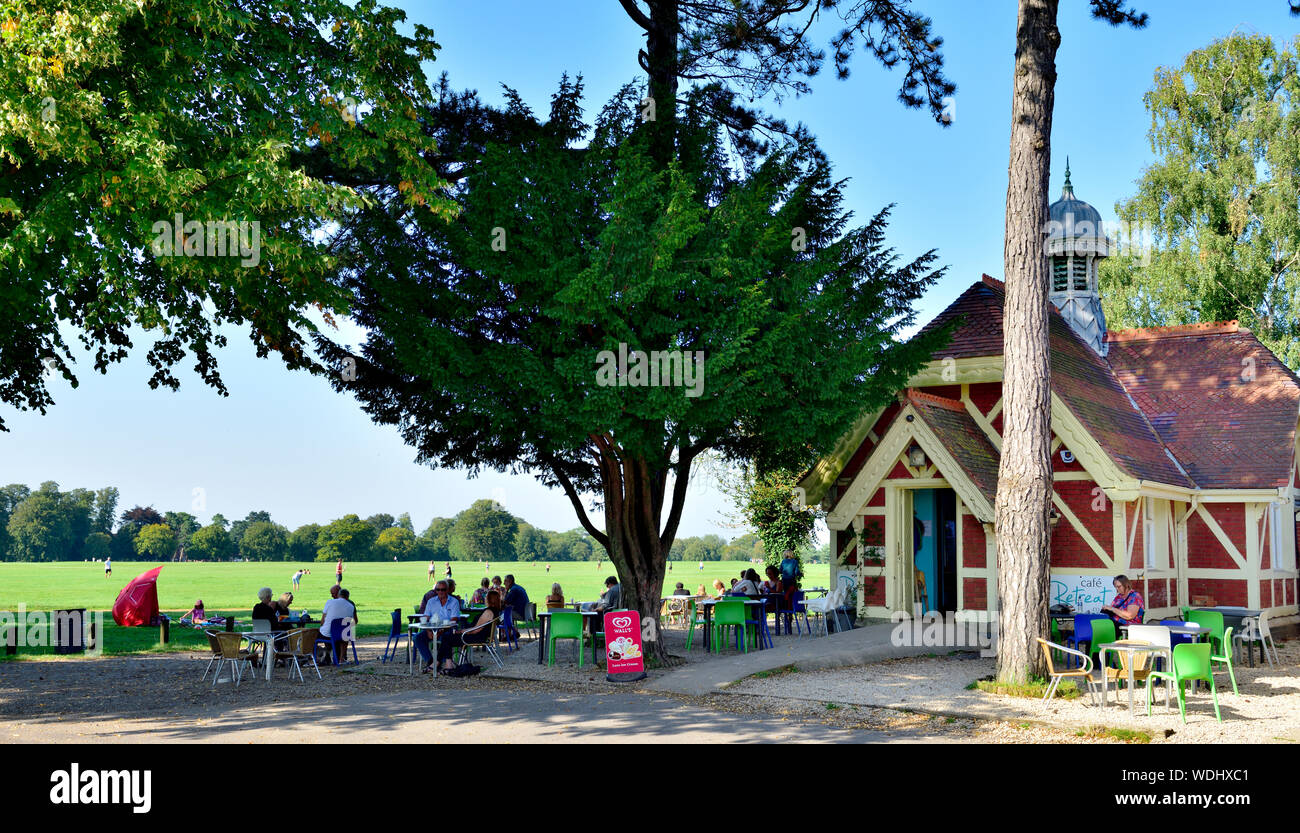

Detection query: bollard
(159, 617), (170, 644)
(225, 617), (234, 632)
(3, 624), (15, 656)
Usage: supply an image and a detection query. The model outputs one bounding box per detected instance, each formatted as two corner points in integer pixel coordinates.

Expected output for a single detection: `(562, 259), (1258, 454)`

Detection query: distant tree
(230, 510), (272, 553)
(62, 488), (95, 559)
(448, 500), (518, 562)
(287, 524), (322, 562)
(684, 535), (727, 563)
(549, 529), (597, 562)
(83, 532), (111, 562)
(396, 513), (415, 533)
(375, 526), (418, 561)
(209, 514), (229, 530)
(668, 538), (686, 562)
(134, 523), (176, 561)
(92, 487), (119, 535)
(364, 513), (396, 536)
(514, 523), (550, 562)
(189, 524), (235, 562)
(315, 515), (378, 563)
(6, 491), (73, 561)
(240, 521), (289, 562)
(722, 531), (765, 563)
(0, 484), (31, 559)
(420, 517), (455, 561)
(113, 505), (166, 560)
(163, 511), (200, 558)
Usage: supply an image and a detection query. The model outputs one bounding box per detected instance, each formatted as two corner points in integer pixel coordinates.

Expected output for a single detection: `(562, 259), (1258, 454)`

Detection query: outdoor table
(1099, 640), (1169, 715)
(1197, 607), (1265, 667)
(239, 631), (278, 682)
(407, 619), (460, 675)
(699, 598), (767, 651)
(536, 610), (600, 666)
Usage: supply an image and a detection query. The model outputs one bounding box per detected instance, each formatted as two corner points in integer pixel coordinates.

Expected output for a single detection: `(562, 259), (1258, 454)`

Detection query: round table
(1099, 640), (1169, 714)
(407, 619), (460, 675)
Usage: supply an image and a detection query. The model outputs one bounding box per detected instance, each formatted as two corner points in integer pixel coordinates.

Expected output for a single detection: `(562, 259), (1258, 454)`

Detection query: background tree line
(0, 486), (824, 564)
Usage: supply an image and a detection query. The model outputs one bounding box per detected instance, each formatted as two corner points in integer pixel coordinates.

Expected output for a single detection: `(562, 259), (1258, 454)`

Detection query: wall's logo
(50, 764), (151, 813)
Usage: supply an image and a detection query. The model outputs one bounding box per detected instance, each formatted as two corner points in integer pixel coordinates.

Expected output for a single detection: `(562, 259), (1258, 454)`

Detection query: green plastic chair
(712, 601), (748, 654)
(547, 610), (586, 667)
(1049, 619), (1064, 663)
(1145, 642), (1221, 723)
(1187, 609), (1226, 655)
(1210, 626), (1238, 695)
(684, 598), (708, 651)
(1089, 618), (1119, 668)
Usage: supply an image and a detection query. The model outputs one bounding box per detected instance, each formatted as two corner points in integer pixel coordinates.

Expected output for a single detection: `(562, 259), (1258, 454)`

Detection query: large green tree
(1100, 33), (1300, 368)
(448, 500), (519, 563)
(189, 523), (235, 561)
(133, 523), (175, 560)
(315, 514), (377, 563)
(5, 489), (71, 561)
(374, 525), (417, 561)
(240, 520), (289, 561)
(0, 0), (450, 430)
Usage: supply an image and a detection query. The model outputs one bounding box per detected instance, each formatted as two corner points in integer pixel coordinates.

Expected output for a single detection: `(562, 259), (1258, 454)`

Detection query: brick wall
(1187, 578), (1247, 607)
(963, 578), (987, 610)
(1187, 504), (1246, 570)
(962, 515), (985, 568)
(1048, 481), (1111, 569)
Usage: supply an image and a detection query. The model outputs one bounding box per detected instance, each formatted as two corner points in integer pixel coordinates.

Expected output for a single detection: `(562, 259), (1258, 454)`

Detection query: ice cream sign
(603, 610), (644, 674)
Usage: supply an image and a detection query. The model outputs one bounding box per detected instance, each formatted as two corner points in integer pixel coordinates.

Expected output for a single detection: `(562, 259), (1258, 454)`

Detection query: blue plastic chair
(381, 609), (403, 664)
(1064, 614), (1107, 668)
(499, 607), (518, 652)
(326, 617), (359, 665)
(786, 589), (805, 635)
(745, 599), (773, 650)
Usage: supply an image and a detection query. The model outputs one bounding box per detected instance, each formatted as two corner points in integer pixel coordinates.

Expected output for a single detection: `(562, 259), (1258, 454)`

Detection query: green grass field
(0, 560), (829, 658)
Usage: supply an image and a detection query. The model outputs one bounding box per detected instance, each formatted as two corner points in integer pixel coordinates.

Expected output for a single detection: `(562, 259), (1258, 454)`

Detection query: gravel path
(730, 640), (1300, 742)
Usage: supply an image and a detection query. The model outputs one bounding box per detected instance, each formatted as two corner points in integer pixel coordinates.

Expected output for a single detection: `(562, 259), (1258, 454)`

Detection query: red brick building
(799, 175), (1300, 622)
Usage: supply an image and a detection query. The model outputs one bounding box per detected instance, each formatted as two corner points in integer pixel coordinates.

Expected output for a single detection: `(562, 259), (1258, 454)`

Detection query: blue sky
(2, 1), (1297, 540)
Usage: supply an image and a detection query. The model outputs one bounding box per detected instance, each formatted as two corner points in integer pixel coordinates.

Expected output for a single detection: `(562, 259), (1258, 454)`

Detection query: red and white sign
(603, 610), (644, 674)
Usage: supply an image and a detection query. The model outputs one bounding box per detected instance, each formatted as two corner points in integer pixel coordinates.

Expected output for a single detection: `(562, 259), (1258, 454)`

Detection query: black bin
(53, 608), (87, 654)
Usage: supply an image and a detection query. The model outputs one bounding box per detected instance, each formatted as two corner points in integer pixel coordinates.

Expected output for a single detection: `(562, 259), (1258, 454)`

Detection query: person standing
(545, 563), (550, 574)
(335, 558), (343, 586)
(104, 557), (112, 577)
(444, 561), (452, 579)
(291, 568), (308, 590)
(428, 560), (436, 580)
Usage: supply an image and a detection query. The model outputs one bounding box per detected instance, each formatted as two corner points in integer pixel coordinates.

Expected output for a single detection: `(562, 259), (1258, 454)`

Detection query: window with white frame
(1270, 502), (1294, 570)
(1144, 497), (1156, 569)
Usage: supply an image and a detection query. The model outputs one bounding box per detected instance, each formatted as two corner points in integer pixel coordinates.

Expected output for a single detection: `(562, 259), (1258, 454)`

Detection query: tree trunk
(995, 0), (1059, 684)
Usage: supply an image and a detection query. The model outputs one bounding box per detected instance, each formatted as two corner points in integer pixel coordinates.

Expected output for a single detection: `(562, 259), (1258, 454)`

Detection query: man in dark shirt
(502, 575), (529, 640)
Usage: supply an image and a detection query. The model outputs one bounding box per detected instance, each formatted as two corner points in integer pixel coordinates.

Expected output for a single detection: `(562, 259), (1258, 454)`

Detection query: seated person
(183, 599), (208, 624)
(445, 579), (463, 605)
(673, 582), (689, 596)
(320, 589), (356, 659)
(760, 566), (784, 596)
(711, 579), (727, 599)
(546, 583), (565, 609)
(428, 590), (502, 673)
(471, 577), (490, 605)
(340, 588), (359, 624)
(695, 584), (707, 598)
(731, 569), (761, 597)
(594, 576), (621, 612)
(1101, 575), (1145, 626)
(275, 592), (295, 620)
(502, 574), (529, 637)
(414, 581), (461, 668)
(252, 588), (287, 631)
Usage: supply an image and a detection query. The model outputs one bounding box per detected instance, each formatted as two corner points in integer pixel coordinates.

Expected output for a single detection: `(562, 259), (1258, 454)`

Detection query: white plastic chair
(1233, 610), (1278, 667)
(800, 589), (832, 636)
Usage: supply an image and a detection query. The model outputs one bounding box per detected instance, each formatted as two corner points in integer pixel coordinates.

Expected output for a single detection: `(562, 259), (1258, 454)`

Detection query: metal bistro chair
(1036, 637), (1099, 705)
(457, 614), (504, 669)
(212, 631), (255, 687)
(281, 628), (323, 683)
(201, 631), (225, 681)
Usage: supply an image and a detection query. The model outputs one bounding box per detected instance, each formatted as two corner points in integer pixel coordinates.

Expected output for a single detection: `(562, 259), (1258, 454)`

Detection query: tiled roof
(925, 277), (1195, 488)
(1106, 326), (1300, 489)
(906, 390), (1000, 511)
